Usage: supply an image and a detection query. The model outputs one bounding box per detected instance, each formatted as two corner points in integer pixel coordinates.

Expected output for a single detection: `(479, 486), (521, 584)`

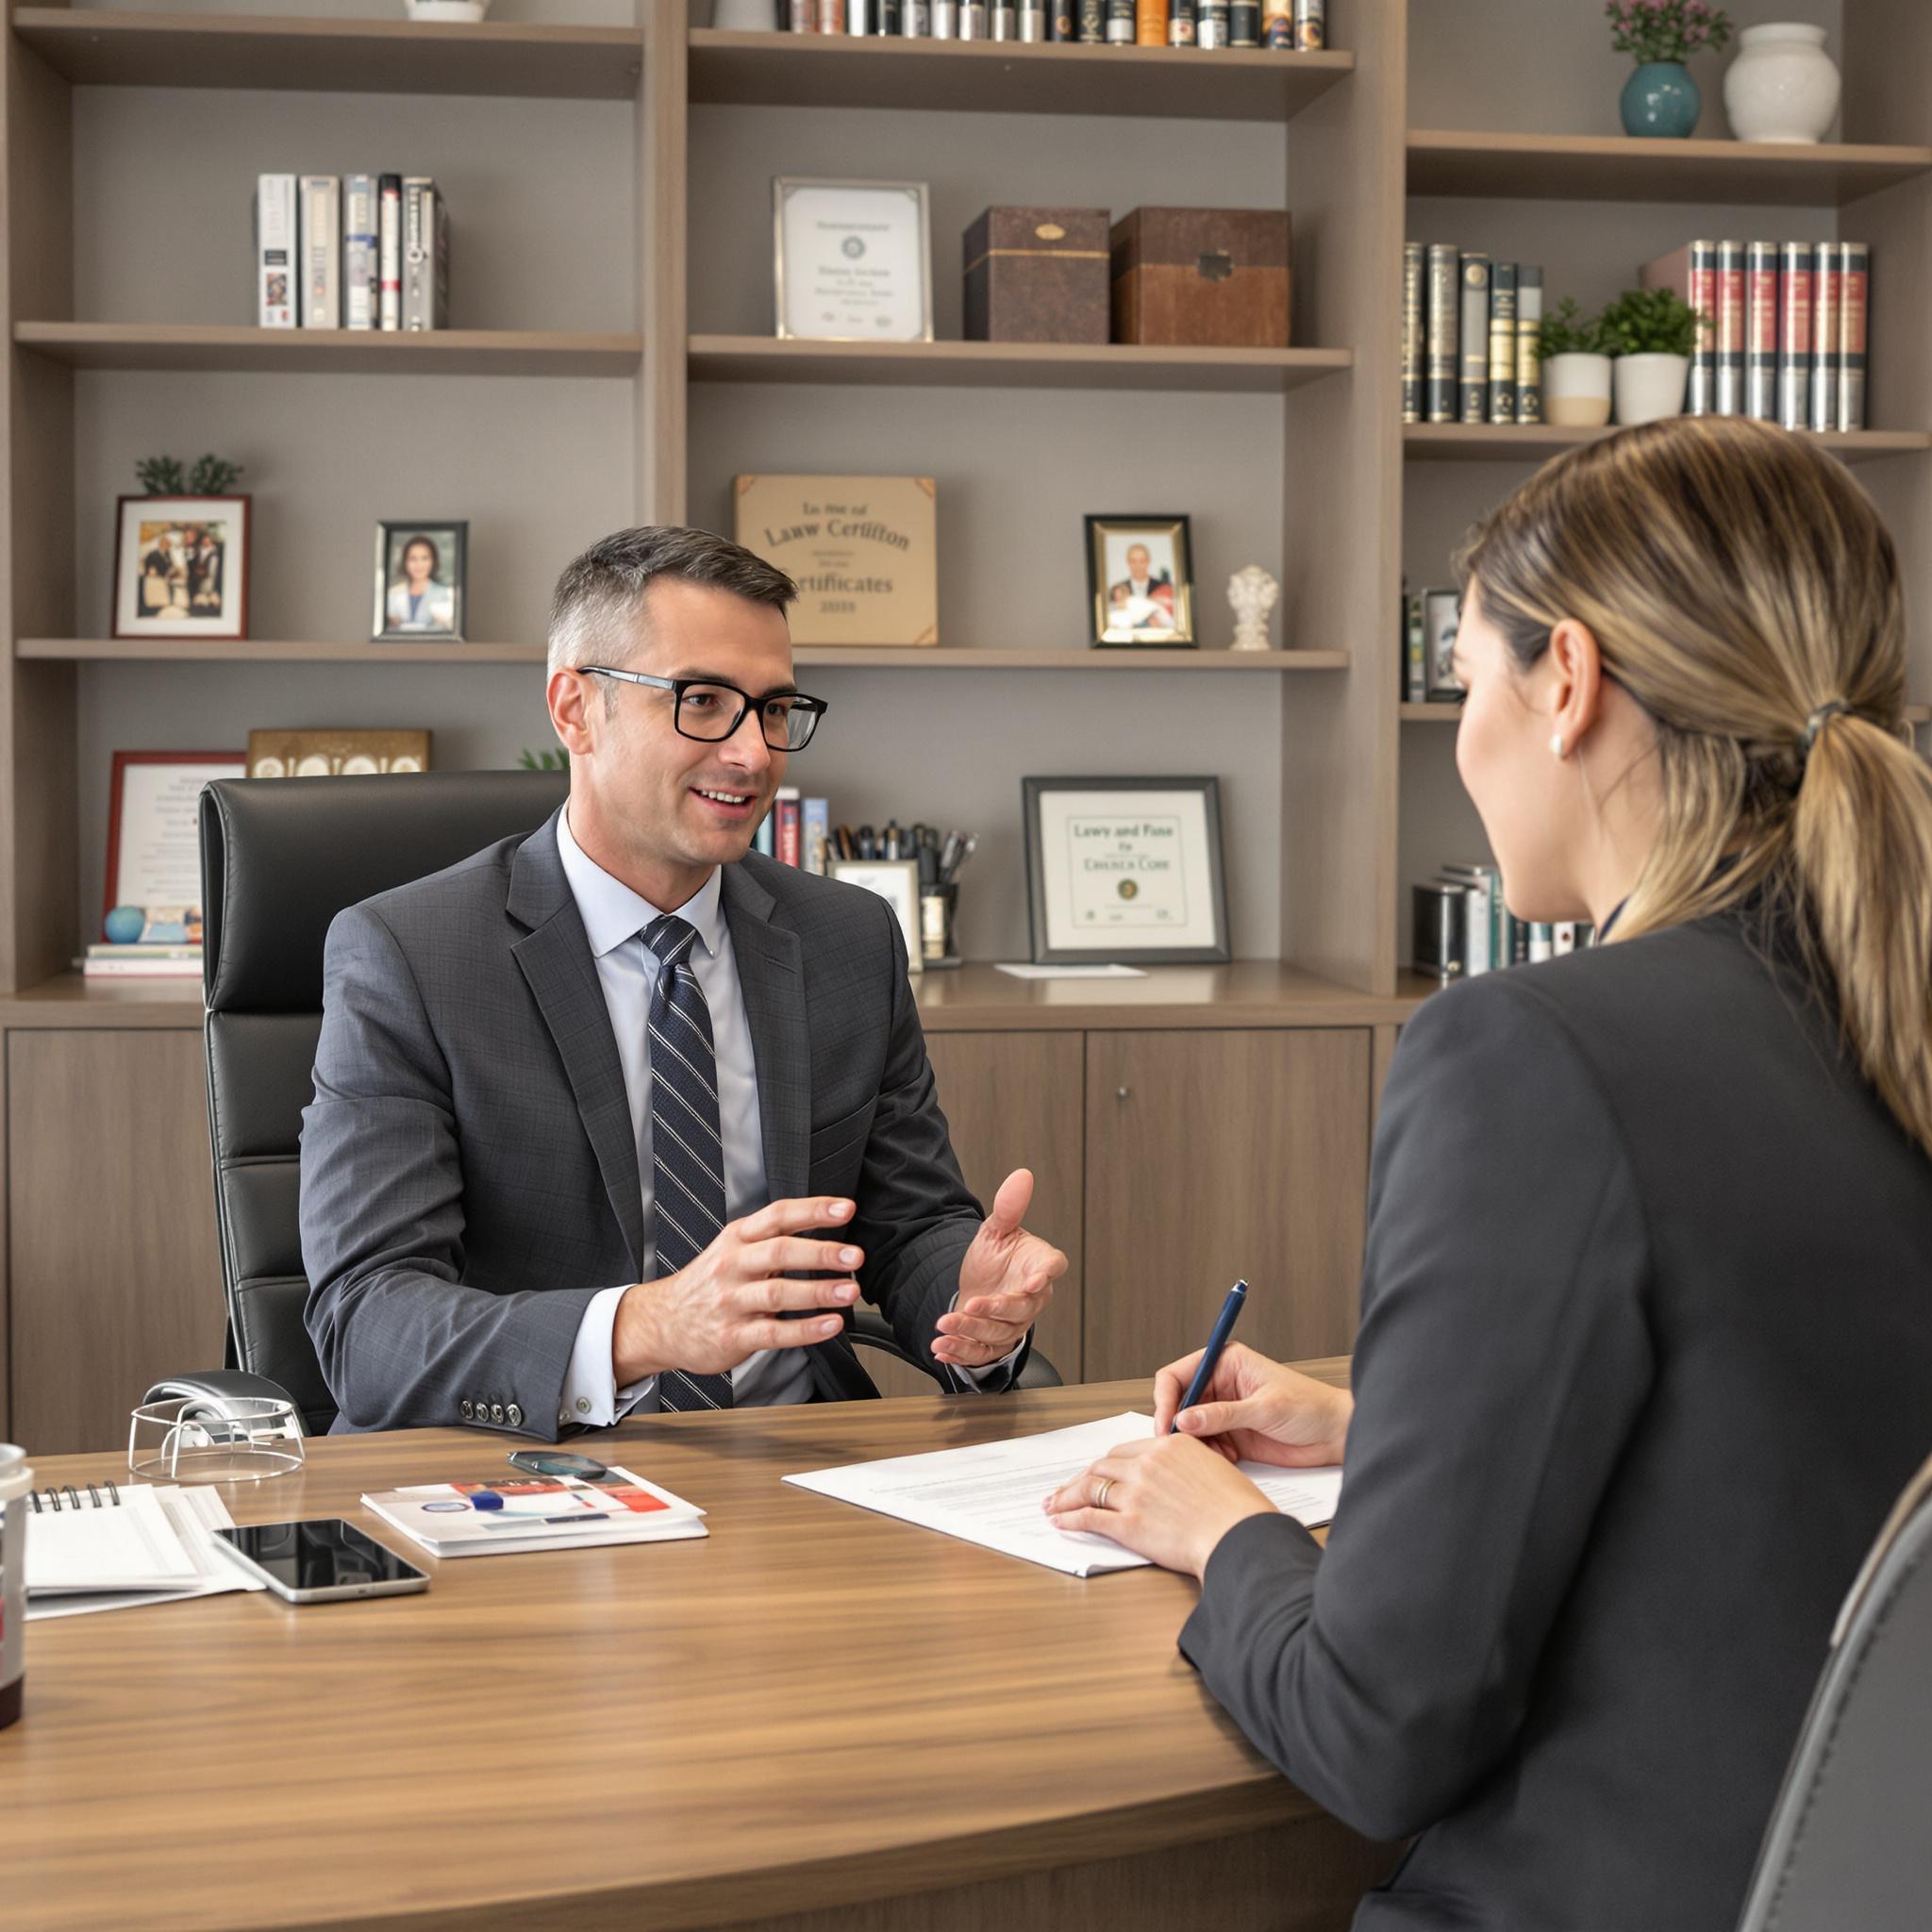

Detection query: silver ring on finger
(1092, 1477), (1113, 1510)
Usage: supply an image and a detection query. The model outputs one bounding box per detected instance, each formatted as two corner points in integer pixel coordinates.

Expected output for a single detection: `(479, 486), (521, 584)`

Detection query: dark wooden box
(963, 207), (1110, 345)
(1109, 207), (1292, 349)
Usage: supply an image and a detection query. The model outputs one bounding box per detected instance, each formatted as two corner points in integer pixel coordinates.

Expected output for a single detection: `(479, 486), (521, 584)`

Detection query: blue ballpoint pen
(1170, 1279), (1248, 1432)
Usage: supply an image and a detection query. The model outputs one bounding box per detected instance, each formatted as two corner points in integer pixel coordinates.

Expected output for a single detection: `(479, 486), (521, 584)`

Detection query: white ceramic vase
(1724, 23), (1840, 144)
(406, 0), (491, 20)
(1542, 352), (1614, 428)
(1613, 352), (1690, 425)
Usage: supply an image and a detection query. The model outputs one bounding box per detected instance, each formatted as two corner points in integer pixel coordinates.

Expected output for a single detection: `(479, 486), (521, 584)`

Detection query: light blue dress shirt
(554, 810), (1013, 1429)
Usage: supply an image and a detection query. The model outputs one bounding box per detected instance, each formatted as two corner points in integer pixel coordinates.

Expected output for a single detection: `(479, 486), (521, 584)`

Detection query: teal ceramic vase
(1621, 60), (1701, 138)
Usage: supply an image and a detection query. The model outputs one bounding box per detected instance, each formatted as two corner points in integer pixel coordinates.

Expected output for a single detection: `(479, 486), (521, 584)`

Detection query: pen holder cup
(921, 885), (961, 968)
(127, 1395), (306, 1485)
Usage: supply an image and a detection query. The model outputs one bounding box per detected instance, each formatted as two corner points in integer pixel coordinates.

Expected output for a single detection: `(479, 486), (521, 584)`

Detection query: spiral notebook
(22, 1479), (261, 1619)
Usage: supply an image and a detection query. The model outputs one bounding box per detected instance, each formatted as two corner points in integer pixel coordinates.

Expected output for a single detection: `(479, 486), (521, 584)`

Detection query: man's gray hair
(546, 525), (796, 677)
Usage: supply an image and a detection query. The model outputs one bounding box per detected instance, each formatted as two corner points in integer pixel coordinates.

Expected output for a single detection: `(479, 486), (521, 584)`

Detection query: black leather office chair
(1734, 1447), (1932, 1931)
(158, 770), (1055, 1435)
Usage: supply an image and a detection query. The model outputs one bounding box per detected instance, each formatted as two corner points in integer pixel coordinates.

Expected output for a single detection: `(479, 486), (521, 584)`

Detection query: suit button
(507, 1403), (523, 1427)
(491, 1404), (506, 1424)
(459, 1400), (474, 1420)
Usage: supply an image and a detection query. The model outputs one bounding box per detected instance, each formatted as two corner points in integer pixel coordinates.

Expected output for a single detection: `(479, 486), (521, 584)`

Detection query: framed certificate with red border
(103, 750), (245, 941)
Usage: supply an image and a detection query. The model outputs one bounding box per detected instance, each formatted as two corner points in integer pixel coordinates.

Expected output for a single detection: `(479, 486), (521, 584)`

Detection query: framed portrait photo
(829, 858), (924, 975)
(104, 749), (247, 941)
(1086, 514), (1194, 648)
(374, 520), (467, 642)
(1023, 775), (1230, 965)
(774, 177), (933, 344)
(112, 495), (250, 641)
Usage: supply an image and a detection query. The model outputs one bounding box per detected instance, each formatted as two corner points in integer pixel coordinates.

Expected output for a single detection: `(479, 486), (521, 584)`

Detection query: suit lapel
(722, 862), (810, 1204)
(508, 814), (646, 1274)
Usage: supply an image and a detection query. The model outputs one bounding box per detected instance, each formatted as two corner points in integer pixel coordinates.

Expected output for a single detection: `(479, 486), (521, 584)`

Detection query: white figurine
(1227, 565), (1279, 652)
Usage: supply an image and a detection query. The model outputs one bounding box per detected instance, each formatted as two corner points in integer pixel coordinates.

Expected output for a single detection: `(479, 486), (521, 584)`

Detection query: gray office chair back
(1735, 1447), (1932, 1931)
(200, 771), (571, 1433)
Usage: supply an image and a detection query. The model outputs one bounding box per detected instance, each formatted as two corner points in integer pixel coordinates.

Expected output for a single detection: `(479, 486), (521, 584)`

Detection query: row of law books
(254, 174), (450, 331)
(1401, 245), (1543, 427)
(753, 790), (832, 871)
(1415, 865), (1595, 983)
(1640, 241), (1868, 432)
(784, 0), (1324, 45)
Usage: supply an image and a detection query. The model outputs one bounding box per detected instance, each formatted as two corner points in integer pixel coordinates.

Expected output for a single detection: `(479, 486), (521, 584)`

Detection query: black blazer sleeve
(1178, 974), (1656, 1842)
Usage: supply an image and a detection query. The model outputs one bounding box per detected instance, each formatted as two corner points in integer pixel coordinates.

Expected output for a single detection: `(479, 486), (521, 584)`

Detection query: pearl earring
(1550, 734), (1567, 759)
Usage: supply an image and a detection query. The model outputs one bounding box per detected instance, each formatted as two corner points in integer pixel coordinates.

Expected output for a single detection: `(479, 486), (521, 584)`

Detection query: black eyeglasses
(577, 666), (828, 752)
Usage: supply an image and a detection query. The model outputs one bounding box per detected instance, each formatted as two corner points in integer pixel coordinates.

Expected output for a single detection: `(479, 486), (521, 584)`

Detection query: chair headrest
(201, 770), (571, 1012)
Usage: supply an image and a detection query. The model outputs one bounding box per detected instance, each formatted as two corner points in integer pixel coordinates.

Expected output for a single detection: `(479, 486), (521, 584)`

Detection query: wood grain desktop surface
(0, 1373), (1385, 1932)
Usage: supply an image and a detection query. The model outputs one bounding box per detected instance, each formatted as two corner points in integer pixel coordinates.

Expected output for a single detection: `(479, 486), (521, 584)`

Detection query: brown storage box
(1109, 207), (1292, 349)
(963, 207), (1110, 345)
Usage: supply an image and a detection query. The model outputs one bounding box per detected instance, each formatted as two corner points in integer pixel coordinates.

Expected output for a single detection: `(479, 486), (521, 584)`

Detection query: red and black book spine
(1714, 240), (1745, 415)
(1810, 242), (1841, 433)
(1776, 242), (1813, 432)
(1838, 242), (1869, 432)
(1745, 241), (1779, 422)
(1687, 240), (1717, 416)
(775, 795), (802, 868)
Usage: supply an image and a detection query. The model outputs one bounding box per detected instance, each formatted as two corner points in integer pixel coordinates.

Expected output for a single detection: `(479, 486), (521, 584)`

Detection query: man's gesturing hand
(612, 1196), (864, 1384)
(936, 1168), (1066, 1372)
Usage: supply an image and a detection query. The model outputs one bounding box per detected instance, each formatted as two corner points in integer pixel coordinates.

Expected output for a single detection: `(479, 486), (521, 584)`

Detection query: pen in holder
(921, 883), (962, 969)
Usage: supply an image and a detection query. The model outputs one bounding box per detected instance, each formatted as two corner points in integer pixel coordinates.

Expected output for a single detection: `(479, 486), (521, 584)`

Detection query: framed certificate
(774, 178), (933, 344)
(103, 750), (246, 941)
(1023, 776), (1230, 965)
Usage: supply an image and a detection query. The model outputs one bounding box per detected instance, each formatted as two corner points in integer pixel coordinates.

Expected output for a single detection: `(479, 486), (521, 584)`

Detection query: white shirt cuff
(560, 1285), (657, 1429)
(942, 1290), (1026, 1392)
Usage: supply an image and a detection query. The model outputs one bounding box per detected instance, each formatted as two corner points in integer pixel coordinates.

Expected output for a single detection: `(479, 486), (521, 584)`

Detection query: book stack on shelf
(1640, 241), (1868, 432)
(82, 941), (201, 980)
(255, 174), (449, 333)
(1402, 243), (1543, 427)
(780, 0), (1325, 48)
(1415, 864), (1593, 984)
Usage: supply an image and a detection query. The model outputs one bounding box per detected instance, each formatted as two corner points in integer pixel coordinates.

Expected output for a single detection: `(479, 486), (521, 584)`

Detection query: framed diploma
(1023, 776), (1230, 965)
(103, 750), (246, 942)
(774, 178), (933, 344)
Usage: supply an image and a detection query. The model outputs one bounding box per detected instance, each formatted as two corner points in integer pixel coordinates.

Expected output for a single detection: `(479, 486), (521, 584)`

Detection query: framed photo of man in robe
(112, 495), (250, 641)
(1085, 514), (1194, 648)
(373, 521), (467, 642)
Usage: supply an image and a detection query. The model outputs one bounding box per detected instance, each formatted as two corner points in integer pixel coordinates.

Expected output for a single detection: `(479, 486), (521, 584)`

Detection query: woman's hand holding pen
(1042, 1343), (1355, 1578)
(1155, 1342), (1354, 1469)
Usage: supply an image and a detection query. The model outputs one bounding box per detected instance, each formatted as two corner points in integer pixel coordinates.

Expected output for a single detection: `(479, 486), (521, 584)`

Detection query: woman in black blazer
(1048, 415), (1932, 1931)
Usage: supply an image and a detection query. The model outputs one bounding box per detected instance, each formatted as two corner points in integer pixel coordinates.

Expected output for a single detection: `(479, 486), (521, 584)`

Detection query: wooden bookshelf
(8, 8), (644, 97)
(15, 323), (643, 377)
(1407, 129), (1932, 205)
(1403, 424), (1932, 465)
(687, 29), (1353, 121)
(1400, 703), (1457, 723)
(688, 335), (1354, 394)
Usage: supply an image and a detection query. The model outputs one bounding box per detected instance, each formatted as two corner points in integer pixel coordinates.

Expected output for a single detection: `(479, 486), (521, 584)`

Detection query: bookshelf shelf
(8, 9), (644, 98)
(688, 335), (1354, 393)
(687, 29), (1352, 120)
(17, 640), (1347, 671)
(1403, 424), (1932, 465)
(1400, 703), (1458, 723)
(14, 324), (643, 377)
(1406, 129), (1932, 207)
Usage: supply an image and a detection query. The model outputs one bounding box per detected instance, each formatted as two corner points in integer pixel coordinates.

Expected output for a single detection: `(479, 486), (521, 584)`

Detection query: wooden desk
(0, 1376), (1389, 1932)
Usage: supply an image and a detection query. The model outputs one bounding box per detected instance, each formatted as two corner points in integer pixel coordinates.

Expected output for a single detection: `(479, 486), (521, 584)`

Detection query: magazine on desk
(361, 1468), (708, 1557)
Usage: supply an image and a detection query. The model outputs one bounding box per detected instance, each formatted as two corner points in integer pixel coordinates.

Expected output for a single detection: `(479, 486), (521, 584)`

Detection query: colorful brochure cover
(361, 1468), (708, 1558)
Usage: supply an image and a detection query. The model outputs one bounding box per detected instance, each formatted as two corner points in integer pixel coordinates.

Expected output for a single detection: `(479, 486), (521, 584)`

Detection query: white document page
(26, 1487), (264, 1620)
(994, 963), (1149, 980)
(784, 1412), (1342, 1578)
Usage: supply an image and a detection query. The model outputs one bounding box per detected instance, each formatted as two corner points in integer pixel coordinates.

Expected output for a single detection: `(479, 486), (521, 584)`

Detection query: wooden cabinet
(1082, 1029), (1372, 1383)
(8, 1030), (225, 1454)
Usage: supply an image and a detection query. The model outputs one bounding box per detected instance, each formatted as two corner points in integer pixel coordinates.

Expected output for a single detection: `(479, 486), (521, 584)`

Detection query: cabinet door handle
(1116, 1086), (1131, 1101)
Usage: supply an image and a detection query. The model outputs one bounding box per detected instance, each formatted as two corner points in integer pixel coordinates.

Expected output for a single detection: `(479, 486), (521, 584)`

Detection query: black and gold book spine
(1105, 0), (1135, 40)
(1167, 0), (1196, 42)
(1425, 242), (1458, 424)
(1487, 259), (1517, 425)
(1400, 242), (1424, 425)
(1228, 0), (1258, 42)
(1196, 0), (1227, 43)
(1515, 264), (1542, 424)
(1458, 252), (1490, 425)
(1076, 0), (1105, 39)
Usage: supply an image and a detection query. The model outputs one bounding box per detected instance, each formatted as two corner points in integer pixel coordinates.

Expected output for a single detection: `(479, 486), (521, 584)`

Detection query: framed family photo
(112, 495), (250, 641)
(1085, 514), (1194, 647)
(1022, 775), (1230, 965)
(374, 521), (467, 641)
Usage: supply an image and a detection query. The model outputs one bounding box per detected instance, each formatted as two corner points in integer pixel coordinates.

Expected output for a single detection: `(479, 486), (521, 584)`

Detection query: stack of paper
(25, 1484), (266, 1620)
(785, 1412), (1342, 1578)
(362, 1468), (707, 1557)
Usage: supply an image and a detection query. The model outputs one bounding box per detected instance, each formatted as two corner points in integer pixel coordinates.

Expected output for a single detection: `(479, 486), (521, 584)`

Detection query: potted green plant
(1537, 299), (1615, 429)
(1599, 287), (1706, 425)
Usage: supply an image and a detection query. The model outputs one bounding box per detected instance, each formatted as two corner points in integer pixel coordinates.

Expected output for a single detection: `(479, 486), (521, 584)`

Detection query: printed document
(784, 1411), (1342, 1578)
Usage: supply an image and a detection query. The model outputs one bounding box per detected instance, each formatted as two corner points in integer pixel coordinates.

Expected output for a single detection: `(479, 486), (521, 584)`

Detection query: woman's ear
(1544, 618), (1605, 757)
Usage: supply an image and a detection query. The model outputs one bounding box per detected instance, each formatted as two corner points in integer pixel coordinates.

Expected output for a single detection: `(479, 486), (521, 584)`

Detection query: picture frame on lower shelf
(374, 521), (467, 642)
(103, 749), (247, 942)
(828, 858), (924, 975)
(1023, 774), (1229, 965)
(1086, 514), (1194, 648)
(112, 494), (250, 641)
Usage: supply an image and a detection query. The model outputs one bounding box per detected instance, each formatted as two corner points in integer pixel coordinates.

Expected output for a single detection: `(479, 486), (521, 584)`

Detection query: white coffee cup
(0, 1445), (32, 1731)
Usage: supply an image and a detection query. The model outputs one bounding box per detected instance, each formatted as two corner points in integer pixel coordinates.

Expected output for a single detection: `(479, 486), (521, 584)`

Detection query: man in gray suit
(301, 526), (1064, 1438)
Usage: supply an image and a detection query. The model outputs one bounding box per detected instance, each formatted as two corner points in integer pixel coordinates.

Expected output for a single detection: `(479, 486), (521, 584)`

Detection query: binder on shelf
(254, 173), (296, 329)
(378, 174), (403, 332)
(299, 174), (341, 329)
(403, 176), (450, 332)
(1457, 251), (1489, 425)
(343, 173), (379, 332)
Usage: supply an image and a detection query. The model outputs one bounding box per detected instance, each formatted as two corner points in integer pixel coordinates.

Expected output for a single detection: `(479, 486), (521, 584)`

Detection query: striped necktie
(642, 914), (734, 1413)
